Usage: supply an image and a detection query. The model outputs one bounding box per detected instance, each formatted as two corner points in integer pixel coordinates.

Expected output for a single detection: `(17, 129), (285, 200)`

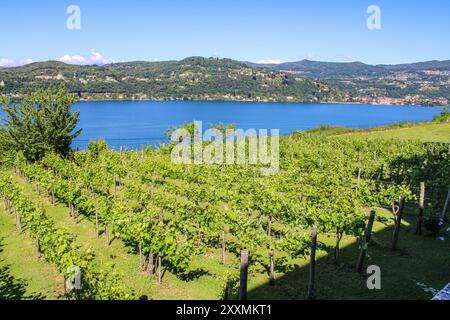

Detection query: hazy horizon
(1, 1), (449, 67)
(2, 55), (450, 69)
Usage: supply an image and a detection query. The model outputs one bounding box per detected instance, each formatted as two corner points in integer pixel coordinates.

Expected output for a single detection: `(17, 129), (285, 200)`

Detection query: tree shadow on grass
(0, 264), (29, 300)
(177, 268), (212, 282)
(0, 239), (46, 300)
(247, 204), (450, 300)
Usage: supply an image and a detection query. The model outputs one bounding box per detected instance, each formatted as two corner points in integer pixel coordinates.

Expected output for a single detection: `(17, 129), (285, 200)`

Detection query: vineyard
(0, 123), (449, 300)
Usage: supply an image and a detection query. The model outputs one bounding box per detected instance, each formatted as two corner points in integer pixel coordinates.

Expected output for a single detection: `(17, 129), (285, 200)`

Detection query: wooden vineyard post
(35, 238), (41, 258)
(269, 250), (275, 286)
(147, 253), (154, 275)
(267, 216), (272, 237)
(439, 189), (450, 224)
(157, 212), (163, 284)
(356, 210), (376, 272)
(157, 254), (162, 284)
(138, 243), (143, 270)
(308, 225), (317, 300)
(151, 184), (154, 205)
(267, 216), (274, 285)
(95, 210), (99, 238)
(416, 182), (425, 235)
(224, 281), (232, 300)
(390, 195), (406, 251)
(221, 228), (226, 265)
(113, 173), (117, 200)
(239, 249), (249, 300)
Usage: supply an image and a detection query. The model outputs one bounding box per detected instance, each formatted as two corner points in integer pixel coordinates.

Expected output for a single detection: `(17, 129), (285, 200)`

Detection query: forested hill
(246, 59), (450, 106)
(0, 57), (344, 103)
(246, 59), (450, 78)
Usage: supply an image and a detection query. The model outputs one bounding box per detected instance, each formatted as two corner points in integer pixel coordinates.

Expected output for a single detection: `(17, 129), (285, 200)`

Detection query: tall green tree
(0, 86), (81, 161)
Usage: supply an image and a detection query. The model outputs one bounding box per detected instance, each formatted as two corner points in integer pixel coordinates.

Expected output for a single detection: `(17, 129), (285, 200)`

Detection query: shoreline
(75, 98), (447, 109)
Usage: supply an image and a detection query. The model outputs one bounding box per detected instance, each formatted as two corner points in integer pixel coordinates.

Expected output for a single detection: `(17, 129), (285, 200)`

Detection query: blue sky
(0, 0), (449, 66)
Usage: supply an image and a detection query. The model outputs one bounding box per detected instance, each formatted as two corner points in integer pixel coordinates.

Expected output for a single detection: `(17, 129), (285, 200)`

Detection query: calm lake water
(0, 100), (443, 149)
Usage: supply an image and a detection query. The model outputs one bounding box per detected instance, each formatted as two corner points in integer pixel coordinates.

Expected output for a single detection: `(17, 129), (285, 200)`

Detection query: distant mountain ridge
(0, 57), (449, 106)
(0, 57), (344, 103)
(245, 59), (450, 79)
(245, 59), (450, 106)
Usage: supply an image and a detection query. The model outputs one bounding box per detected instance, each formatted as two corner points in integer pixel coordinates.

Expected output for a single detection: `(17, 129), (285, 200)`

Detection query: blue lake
(1, 100), (444, 149)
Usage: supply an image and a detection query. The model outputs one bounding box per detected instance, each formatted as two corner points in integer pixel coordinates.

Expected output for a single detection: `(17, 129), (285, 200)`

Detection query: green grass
(352, 122), (450, 142)
(0, 202), (64, 299)
(248, 206), (450, 300)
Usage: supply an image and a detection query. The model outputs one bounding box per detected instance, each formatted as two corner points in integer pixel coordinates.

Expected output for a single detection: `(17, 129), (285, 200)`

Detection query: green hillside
(355, 122), (450, 142)
(0, 57), (344, 102)
(248, 59), (450, 106)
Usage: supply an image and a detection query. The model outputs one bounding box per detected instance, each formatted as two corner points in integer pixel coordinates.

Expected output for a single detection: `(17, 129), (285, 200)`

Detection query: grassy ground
(1, 122), (449, 300)
(249, 206), (450, 300)
(352, 122), (450, 142)
(0, 202), (64, 299)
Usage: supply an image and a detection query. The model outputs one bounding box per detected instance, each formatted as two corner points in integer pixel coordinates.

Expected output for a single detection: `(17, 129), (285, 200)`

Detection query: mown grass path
(0, 201), (64, 299)
(352, 122), (450, 142)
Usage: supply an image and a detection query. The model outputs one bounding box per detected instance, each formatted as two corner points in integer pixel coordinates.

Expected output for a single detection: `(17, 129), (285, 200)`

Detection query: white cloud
(0, 58), (34, 67)
(58, 54), (87, 64)
(0, 58), (15, 67)
(256, 59), (283, 65)
(57, 50), (114, 65)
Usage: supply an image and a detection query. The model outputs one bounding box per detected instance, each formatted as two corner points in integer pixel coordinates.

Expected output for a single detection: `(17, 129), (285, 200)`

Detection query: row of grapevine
(3, 129), (448, 299)
(0, 173), (134, 299)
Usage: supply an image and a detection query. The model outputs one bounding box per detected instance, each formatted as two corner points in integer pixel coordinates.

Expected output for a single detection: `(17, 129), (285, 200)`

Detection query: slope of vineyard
(0, 58), (345, 103)
(0, 123), (449, 300)
(8, 174), (229, 299)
